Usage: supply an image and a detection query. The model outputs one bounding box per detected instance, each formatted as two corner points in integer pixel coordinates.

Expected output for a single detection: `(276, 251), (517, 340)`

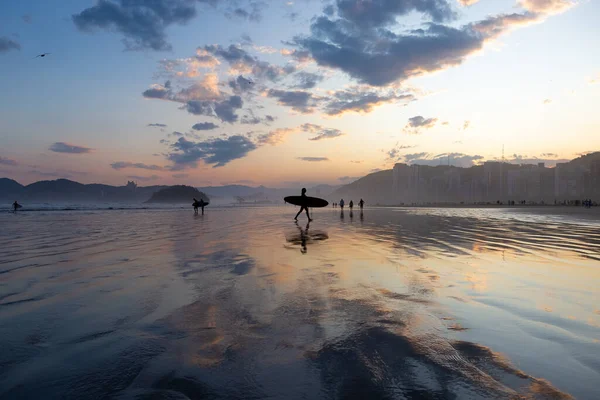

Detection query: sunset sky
(1, 0), (598, 187)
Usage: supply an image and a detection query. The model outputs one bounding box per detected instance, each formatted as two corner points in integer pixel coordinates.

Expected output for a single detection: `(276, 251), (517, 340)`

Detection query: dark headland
(145, 185), (209, 204)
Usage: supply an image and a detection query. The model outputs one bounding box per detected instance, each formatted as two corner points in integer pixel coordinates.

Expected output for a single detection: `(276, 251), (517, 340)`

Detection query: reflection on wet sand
(0, 207), (598, 398)
(285, 222), (329, 253)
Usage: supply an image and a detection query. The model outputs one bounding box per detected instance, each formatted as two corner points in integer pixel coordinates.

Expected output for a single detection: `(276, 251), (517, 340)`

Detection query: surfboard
(284, 196), (329, 208)
(15, 204), (22, 209)
(192, 200), (209, 207)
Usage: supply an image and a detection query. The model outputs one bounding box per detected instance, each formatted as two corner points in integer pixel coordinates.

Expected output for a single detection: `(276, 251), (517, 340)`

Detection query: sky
(0, 0), (598, 187)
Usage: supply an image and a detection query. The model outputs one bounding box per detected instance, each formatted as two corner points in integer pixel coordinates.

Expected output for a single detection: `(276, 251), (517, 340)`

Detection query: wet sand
(1, 207), (599, 399)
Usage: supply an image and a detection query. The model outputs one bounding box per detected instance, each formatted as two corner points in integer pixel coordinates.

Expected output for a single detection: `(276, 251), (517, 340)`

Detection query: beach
(1, 206), (599, 399)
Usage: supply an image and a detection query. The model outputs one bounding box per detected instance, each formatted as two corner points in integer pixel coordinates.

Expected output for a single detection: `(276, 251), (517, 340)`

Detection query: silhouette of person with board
(13, 201), (21, 212)
(339, 199), (345, 210)
(193, 198), (207, 215)
(294, 188), (312, 222)
(359, 199), (364, 210)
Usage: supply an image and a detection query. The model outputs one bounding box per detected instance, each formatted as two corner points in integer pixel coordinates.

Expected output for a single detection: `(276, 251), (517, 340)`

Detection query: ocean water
(1, 206), (599, 399)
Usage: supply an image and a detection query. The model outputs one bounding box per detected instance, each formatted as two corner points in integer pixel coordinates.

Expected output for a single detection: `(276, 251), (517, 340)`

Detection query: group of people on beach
(332, 199), (364, 210)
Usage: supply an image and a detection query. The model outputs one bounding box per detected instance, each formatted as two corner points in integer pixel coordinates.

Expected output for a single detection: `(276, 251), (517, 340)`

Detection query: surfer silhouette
(13, 201), (20, 212)
(359, 199), (364, 209)
(294, 188), (312, 222)
(339, 199), (344, 210)
(349, 200), (354, 210)
(193, 198), (207, 215)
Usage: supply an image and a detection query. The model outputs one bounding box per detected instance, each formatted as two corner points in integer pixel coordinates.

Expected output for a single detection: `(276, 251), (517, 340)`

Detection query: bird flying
(34, 53), (51, 58)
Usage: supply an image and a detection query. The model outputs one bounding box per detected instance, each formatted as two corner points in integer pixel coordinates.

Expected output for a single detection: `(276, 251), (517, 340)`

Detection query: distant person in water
(359, 199), (364, 210)
(13, 201), (20, 212)
(294, 188), (312, 222)
(193, 198), (199, 214)
(349, 200), (354, 210)
(339, 199), (345, 210)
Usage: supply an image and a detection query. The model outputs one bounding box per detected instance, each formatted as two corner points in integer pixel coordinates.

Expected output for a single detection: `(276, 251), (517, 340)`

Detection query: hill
(331, 170), (394, 205)
(0, 178), (24, 200)
(145, 186), (209, 204)
(0, 178), (167, 203)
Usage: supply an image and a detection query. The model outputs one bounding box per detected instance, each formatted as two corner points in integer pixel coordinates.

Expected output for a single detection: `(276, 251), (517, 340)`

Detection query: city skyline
(1, 0), (599, 187)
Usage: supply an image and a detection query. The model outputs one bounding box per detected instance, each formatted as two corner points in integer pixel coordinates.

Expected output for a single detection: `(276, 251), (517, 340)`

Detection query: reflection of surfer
(13, 201), (21, 212)
(297, 221), (310, 254)
(294, 188), (312, 222)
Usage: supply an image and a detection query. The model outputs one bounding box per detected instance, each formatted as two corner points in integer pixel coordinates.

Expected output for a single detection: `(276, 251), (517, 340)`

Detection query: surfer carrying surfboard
(294, 188), (313, 222)
(193, 198), (208, 215)
(13, 201), (21, 212)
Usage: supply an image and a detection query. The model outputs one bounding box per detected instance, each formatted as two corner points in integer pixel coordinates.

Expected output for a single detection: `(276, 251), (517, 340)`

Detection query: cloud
(72, 0), (199, 51)
(186, 95), (243, 123)
(519, 0), (575, 15)
(157, 49), (221, 78)
(293, 72), (325, 89)
(403, 152), (484, 167)
(228, 75), (255, 94)
(28, 170), (73, 178)
(338, 176), (360, 182)
(300, 123), (344, 141)
(387, 144), (417, 160)
(22, 15), (32, 24)
(256, 128), (296, 145)
(142, 82), (172, 100)
(192, 122), (219, 131)
(127, 175), (159, 182)
(267, 89), (317, 113)
(457, 0), (480, 6)
(507, 154), (570, 166)
(540, 152), (558, 157)
(462, 120), (471, 130)
(204, 44), (296, 82)
(543, 98), (552, 104)
(110, 162), (166, 171)
(143, 76), (243, 122)
(336, 0), (456, 28)
(323, 88), (413, 116)
(293, 6), (545, 87)
(172, 173), (189, 178)
(404, 116), (438, 133)
(168, 135), (257, 168)
(370, 168), (382, 173)
(403, 152), (431, 162)
(147, 123), (167, 127)
(49, 142), (93, 154)
(227, 2), (266, 22)
(0, 37), (21, 53)
(350, 160), (363, 164)
(0, 156), (18, 166)
(297, 157), (329, 162)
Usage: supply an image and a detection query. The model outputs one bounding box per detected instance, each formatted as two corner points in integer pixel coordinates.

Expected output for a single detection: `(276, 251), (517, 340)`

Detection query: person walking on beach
(359, 199), (364, 210)
(294, 188), (312, 222)
(339, 199), (345, 210)
(349, 200), (354, 210)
